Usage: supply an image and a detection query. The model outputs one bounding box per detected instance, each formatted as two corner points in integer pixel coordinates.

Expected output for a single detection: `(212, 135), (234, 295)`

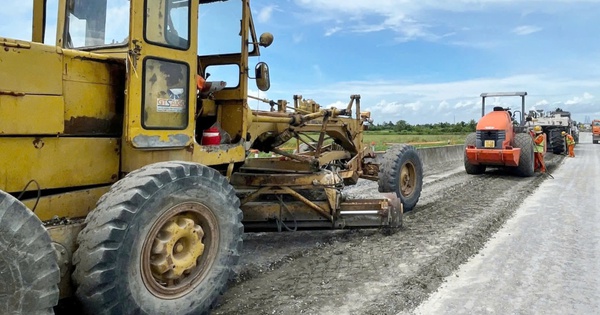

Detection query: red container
(201, 127), (221, 145)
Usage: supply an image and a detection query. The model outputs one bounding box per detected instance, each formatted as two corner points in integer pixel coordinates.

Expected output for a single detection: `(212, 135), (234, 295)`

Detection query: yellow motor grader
(0, 0), (423, 314)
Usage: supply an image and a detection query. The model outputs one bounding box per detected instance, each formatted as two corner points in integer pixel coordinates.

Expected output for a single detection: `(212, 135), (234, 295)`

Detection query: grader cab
(0, 0), (423, 314)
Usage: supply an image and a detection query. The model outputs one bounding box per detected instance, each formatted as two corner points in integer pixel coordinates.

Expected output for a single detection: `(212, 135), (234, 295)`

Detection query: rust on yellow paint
(23, 186), (110, 221)
(0, 95), (65, 135)
(0, 137), (119, 193)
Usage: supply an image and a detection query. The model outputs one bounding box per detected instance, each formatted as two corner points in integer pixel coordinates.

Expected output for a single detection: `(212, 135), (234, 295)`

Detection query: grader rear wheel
(378, 144), (423, 212)
(73, 162), (243, 315)
(0, 190), (59, 315)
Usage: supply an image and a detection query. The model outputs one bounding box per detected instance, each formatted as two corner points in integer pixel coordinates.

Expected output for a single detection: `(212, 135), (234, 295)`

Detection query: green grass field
(272, 132), (468, 153)
(363, 133), (468, 151)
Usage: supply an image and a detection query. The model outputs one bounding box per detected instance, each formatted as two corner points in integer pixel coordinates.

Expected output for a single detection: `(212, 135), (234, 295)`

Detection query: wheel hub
(400, 162), (416, 197)
(150, 216), (205, 281)
(141, 202), (219, 299)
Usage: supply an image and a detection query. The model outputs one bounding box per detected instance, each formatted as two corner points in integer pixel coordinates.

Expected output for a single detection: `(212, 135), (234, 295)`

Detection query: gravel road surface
(411, 132), (600, 315)
(212, 143), (565, 314)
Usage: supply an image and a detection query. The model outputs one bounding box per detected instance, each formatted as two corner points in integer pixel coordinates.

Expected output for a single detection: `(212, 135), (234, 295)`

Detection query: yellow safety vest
(566, 135), (575, 146)
(534, 135), (545, 153)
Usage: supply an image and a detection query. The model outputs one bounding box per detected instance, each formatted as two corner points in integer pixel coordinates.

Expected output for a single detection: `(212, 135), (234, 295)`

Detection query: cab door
(125, 0), (198, 148)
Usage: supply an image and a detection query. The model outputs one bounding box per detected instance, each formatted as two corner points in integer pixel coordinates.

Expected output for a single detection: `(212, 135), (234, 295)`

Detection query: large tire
(514, 133), (535, 177)
(0, 191), (60, 315)
(548, 129), (565, 154)
(464, 132), (486, 175)
(73, 162), (243, 315)
(378, 144), (423, 212)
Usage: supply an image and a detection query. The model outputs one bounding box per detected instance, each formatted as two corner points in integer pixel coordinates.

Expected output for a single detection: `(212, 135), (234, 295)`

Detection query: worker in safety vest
(533, 126), (546, 173)
(562, 131), (576, 157)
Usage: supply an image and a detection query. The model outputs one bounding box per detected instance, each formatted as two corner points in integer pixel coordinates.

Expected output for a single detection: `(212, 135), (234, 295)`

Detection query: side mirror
(255, 62), (270, 92)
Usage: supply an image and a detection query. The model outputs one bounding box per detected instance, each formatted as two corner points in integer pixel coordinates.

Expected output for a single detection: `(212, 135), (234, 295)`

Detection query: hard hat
(561, 131), (567, 136)
(534, 126), (542, 133)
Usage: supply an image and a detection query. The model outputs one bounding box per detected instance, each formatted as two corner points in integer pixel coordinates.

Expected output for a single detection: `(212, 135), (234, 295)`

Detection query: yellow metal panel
(125, 0), (199, 149)
(63, 51), (125, 84)
(63, 81), (122, 134)
(0, 95), (64, 134)
(23, 186), (110, 221)
(0, 137), (119, 193)
(120, 141), (246, 173)
(0, 39), (62, 95)
(60, 51), (125, 135)
(32, 0), (45, 43)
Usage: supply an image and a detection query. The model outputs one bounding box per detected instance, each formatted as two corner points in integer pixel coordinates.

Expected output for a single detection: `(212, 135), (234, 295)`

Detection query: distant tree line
(368, 119), (478, 134)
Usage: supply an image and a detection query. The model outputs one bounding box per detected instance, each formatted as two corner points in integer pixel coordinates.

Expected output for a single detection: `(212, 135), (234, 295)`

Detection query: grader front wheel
(73, 162), (243, 315)
(378, 144), (423, 212)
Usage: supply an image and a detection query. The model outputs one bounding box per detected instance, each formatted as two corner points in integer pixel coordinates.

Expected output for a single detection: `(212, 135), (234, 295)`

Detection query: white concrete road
(410, 132), (600, 315)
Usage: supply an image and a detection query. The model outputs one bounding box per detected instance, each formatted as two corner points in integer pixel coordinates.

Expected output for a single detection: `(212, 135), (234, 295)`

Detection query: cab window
(142, 58), (189, 130)
(66, 0), (129, 48)
(145, 0), (190, 50)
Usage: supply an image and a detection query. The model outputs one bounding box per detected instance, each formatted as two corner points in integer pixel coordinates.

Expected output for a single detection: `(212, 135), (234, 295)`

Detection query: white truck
(526, 108), (579, 154)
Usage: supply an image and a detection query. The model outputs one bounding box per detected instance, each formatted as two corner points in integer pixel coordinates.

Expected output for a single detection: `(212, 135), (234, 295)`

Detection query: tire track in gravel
(212, 155), (563, 315)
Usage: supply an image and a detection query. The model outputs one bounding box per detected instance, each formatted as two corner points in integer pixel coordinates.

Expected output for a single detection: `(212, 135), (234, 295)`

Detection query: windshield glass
(145, 0), (190, 50)
(198, 0), (241, 55)
(593, 122), (600, 126)
(66, 0), (129, 48)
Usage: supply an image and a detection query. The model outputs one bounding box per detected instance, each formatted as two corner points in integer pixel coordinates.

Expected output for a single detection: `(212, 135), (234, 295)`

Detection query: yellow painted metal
(61, 50), (125, 135)
(0, 39), (62, 95)
(125, 0), (199, 148)
(55, 0), (66, 47)
(199, 99), (217, 117)
(120, 141), (246, 173)
(0, 95), (64, 135)
(32, 0), (46, 43)
(150, 215), (205, 280)
(0, 137), (119, 193)
(238, 158), (318, 173)
(22, 186), (111, 221)
(47, 221), (85, 299)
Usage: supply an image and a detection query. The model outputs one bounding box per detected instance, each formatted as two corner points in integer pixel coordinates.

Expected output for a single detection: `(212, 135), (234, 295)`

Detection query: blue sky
(3, 0), (599, 125)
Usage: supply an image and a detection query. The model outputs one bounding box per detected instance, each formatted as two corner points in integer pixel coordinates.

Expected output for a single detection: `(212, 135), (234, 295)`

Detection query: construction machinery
(464, 92), (536, 177)
(526, 108), (579, 153)
(592, 120), (600, 144)
(0, 0), (424, 314)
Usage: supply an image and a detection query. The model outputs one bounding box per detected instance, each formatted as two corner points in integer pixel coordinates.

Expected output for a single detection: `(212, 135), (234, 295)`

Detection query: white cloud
(565, 92), (594, 105)
(324, 26), (342, 36)
(281, 73), (600, 124)
(325, 100), (346, 109)
(258, 5), (277, 23)
(512, 25), (542, 35)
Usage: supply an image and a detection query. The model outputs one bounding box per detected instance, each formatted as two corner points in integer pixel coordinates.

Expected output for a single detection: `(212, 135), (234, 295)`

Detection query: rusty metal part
(270, 147), (316, 164)
(64, 115), (122, 135)
(232, 170), (336, 188)
(314, 114), (330, 157)
(226, 162), (235, 179)
(46, 220), (85, 299)
(239, 157), (319, 174)
(141, 202), (219, 299)
(279, 186), (333, 221)
(400, 161), (417, 197)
